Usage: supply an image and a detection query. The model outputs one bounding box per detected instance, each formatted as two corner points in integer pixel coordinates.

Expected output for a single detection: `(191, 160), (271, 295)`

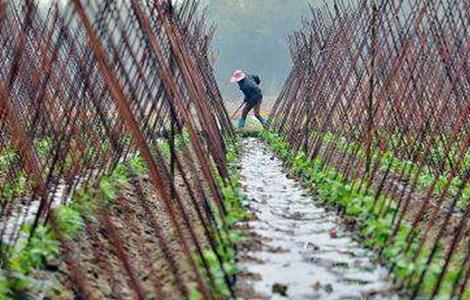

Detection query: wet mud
(236, 138), (401, 300)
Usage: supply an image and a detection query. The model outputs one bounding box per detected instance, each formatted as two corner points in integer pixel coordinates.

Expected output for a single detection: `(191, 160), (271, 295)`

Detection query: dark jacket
(238, 75), (262, 104)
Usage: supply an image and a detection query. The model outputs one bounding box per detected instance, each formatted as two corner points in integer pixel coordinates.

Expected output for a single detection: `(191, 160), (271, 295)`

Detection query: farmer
(230, 70), (267, 129)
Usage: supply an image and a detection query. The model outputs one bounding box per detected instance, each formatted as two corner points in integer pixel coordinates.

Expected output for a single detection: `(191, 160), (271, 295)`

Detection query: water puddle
(237, 138), (400, 299)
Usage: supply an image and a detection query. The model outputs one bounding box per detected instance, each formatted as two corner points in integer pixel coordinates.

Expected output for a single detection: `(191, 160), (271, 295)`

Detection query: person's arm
(237, 86), (247, 103)
(253, 75), (261, 85)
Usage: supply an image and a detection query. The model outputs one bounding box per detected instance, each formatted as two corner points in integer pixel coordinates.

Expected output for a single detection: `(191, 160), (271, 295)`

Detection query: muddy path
(236, 138), (401, 300)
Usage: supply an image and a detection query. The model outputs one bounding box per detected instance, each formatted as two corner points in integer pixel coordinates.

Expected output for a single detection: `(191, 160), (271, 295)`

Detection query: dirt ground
(31, 147), (223, 299)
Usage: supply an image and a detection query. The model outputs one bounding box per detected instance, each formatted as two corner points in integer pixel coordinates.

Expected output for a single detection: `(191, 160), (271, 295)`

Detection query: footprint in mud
(305, 242), (320, 251)
(236, 138), (400, 300)
(272, 283), (288, 296)
(266, 245), (290, 254)
(283, 211), (304, 220)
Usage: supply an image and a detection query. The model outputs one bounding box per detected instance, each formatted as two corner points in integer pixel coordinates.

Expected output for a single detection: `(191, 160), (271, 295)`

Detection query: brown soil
(32, 147), (223, 299)
(42, 175), (207, 299)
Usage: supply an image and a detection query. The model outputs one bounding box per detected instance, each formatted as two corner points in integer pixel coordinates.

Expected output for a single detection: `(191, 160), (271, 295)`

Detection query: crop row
(0, 1), (239, 299)
(268, 0), (469, 299)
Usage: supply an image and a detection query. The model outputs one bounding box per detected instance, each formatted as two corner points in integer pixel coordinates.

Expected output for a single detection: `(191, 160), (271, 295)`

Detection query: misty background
(203, 0), (321, 104)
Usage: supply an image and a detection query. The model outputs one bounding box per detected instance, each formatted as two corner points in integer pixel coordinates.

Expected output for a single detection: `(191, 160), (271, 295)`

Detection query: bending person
(230, 70), (267, 129)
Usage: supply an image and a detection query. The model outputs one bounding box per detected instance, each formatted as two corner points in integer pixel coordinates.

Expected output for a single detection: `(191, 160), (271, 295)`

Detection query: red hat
(230, 70), (246, 83)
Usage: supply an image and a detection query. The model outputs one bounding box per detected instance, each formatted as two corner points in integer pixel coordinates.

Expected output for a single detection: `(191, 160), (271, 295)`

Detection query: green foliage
(0, 273), (12, 299)
(122, 134), (133, 146)
(260, 130), (290, 161)
(99, 163), (131, 202)
(193, 248), (240, 299)
(188, 282), (203, 300)
(0, 143), (17, 172)
(10, 226), (60, 276)
(70, 188), (96, 222)
(222, 185), (249, 228)
(4, 202), (88, 297)
(175, 131), (191, 149)
(308, 129), (469, 208)
(155, 130), (191, 159)
(4, 225), (59, 296)
(223, 141), (250, 228)
(99, 176), (118, 202)
(85, 146), (97, 162)
(156, 139), (171, 158)
(225, 144), (238, 167)
(34, 137), (52, 158)
(1, 172), (28, 205)
(128, 155), (148, 175)
(187, 140), (246, 298)
(2, 157), (136, 298)
(54, 206), (86, 238)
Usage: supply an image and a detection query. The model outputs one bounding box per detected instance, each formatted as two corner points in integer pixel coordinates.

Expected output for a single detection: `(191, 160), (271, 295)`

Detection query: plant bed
(260, 130), (469, 299)
(1, 139), (248, 299)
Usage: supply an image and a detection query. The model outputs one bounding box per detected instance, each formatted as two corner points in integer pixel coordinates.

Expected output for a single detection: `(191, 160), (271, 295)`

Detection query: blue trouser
(238, 99), (267, 128)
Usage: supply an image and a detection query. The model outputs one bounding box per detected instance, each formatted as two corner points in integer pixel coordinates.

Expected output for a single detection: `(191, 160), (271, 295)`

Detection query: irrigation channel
(236, 138), (400, 299)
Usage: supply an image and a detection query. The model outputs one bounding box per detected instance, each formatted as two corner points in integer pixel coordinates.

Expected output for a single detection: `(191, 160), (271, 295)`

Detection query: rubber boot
(257, 116), (268, 128)
(238, 117), (246, 129)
